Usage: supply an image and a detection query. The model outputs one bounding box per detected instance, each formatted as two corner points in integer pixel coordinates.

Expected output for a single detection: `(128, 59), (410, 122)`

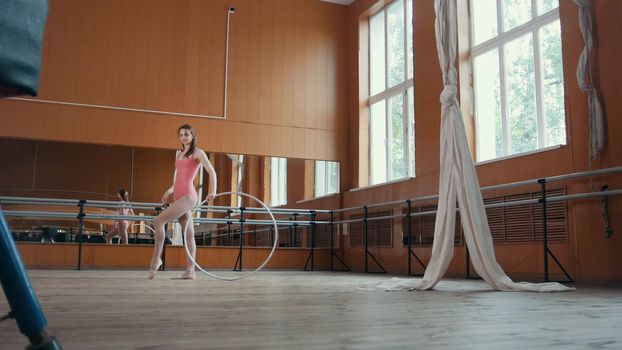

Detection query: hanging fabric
(572, 0), (605, 160)
(372, 0), (573, 292)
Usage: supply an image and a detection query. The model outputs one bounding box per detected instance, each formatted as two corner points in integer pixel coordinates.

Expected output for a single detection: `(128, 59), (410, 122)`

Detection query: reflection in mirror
(315, 160), (339, 197)
(269, 157), (287, 207)
(0, 137), (340, 248)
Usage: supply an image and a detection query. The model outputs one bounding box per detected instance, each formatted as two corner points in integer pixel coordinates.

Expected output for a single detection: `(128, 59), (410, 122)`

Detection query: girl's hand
(206, 193), (216, 202)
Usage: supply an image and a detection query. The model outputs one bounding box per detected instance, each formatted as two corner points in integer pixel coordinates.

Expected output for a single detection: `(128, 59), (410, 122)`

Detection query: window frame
(368, 0), (415, 186)
(470, 0), (565, 162)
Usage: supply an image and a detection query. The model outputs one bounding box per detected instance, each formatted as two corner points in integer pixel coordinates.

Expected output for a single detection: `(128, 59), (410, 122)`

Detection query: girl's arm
(196, 149), (217, 201)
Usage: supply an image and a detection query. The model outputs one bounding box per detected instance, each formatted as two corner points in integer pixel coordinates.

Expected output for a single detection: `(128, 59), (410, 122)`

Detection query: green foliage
(477, 2), (565, 158)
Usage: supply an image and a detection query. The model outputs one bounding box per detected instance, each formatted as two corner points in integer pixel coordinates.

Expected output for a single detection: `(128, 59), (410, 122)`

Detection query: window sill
(350, 177), (415, 192)
(475, 144), (565, 166)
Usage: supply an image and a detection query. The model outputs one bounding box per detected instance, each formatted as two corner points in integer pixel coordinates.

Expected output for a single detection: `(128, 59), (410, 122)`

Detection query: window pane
(406, 0), (413, 79)
(279, 158), (287, 205)
(472, 0), (498, 45)
(407, 86), (415, 176)
(370, 12), (385, 96)
(390, 94), (405, 179)
(537, 0), (558, 15)
(370, 100), (387, 184)
(505, 34), (537, 154)
(315, 160), (326, 197)
(502, 0), (532, 32)
(474, 49), (502, 161)
(270, 157), (287, 206)
(270, 158), (279, 206)
(328, 161), (339, 194)
(387, 0), (405, 87)
(540, 20), (565, 147)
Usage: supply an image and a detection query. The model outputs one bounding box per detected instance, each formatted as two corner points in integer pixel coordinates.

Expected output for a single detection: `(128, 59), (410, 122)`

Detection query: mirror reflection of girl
(149, 124), (217, 279)
(105, 188), (134, 244)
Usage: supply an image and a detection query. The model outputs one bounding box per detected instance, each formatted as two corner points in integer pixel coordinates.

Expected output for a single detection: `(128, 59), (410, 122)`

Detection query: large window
(315, 160), (339, 197)
(369, 0), (415, 185)
(471, 0), (566, 162)
(270, 157), (287, 207)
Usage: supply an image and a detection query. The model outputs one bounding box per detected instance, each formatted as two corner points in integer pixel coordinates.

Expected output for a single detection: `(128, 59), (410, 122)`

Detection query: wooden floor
(1, 270), (621, 350)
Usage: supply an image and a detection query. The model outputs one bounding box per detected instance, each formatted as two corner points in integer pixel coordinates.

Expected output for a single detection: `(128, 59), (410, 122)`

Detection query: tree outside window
(471, 0), (565, 162)
(315, 160), (339, 197)
(369, 0), (415, 185)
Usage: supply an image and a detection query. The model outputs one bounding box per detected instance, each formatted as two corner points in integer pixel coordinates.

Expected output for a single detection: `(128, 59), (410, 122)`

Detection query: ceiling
(318, 0), (355, 6)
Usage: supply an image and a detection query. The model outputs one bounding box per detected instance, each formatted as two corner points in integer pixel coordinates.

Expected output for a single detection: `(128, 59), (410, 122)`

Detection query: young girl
(105, 188), (134, 244)
(149, 124), (217, 279)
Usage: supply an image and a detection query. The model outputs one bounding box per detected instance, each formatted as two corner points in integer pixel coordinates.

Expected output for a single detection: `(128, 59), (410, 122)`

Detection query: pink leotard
(173, 153), (200, 203)
(117, 204), (130, 216)
(116, 202), (131, 226)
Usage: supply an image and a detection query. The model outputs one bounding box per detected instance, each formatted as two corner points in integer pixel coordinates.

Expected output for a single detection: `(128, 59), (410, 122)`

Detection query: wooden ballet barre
(0, 210), (328, 227)
(333, 165), (622, 214)
(331, 188), (622, 225)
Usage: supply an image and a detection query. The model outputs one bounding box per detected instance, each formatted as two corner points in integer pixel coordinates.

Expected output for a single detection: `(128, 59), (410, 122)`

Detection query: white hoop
(182, 191), (279, 281)
(130, 223), (155, 234)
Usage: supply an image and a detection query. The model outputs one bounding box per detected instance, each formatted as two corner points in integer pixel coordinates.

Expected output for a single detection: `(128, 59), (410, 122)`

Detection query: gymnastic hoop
(182, 191), (279, 281)
(130, 223), (155, 235)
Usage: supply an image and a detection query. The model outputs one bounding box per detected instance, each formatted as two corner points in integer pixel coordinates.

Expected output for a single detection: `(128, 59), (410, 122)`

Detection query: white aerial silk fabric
(572, 0), (605, 160)
(372, 0), (573, 292)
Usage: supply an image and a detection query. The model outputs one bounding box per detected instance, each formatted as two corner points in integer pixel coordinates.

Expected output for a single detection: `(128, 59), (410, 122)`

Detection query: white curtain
(374, 0), (573, 292)
(573, 0), (605, 160)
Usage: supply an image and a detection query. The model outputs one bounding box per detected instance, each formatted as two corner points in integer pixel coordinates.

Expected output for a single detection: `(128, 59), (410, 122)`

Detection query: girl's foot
(148, 259), (162, 279)
(180, 270), (196, 279)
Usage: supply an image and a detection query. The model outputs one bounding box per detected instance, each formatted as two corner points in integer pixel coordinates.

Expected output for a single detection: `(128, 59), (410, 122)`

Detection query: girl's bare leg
(149, 196), (196, 279)
(119, 221), (129, 244)
(105, 226), (119, 244)
(179, 212), (196, 279)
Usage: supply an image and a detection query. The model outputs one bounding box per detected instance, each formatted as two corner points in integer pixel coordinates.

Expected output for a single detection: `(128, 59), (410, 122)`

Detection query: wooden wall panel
(0, 139), (36, 190)
(17, 243), (78, 268)
(287, 159), (305, 205)
(304, 160), (315, 200)
(36, 143), (124, 196)
(244, 155), (263, 199)
(0, 0), (348, 161)
(0, 138), (182, 203)
(212, 153), (233, 207)
(131, 148), (177, 203)
(17, 243), (332, 270)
